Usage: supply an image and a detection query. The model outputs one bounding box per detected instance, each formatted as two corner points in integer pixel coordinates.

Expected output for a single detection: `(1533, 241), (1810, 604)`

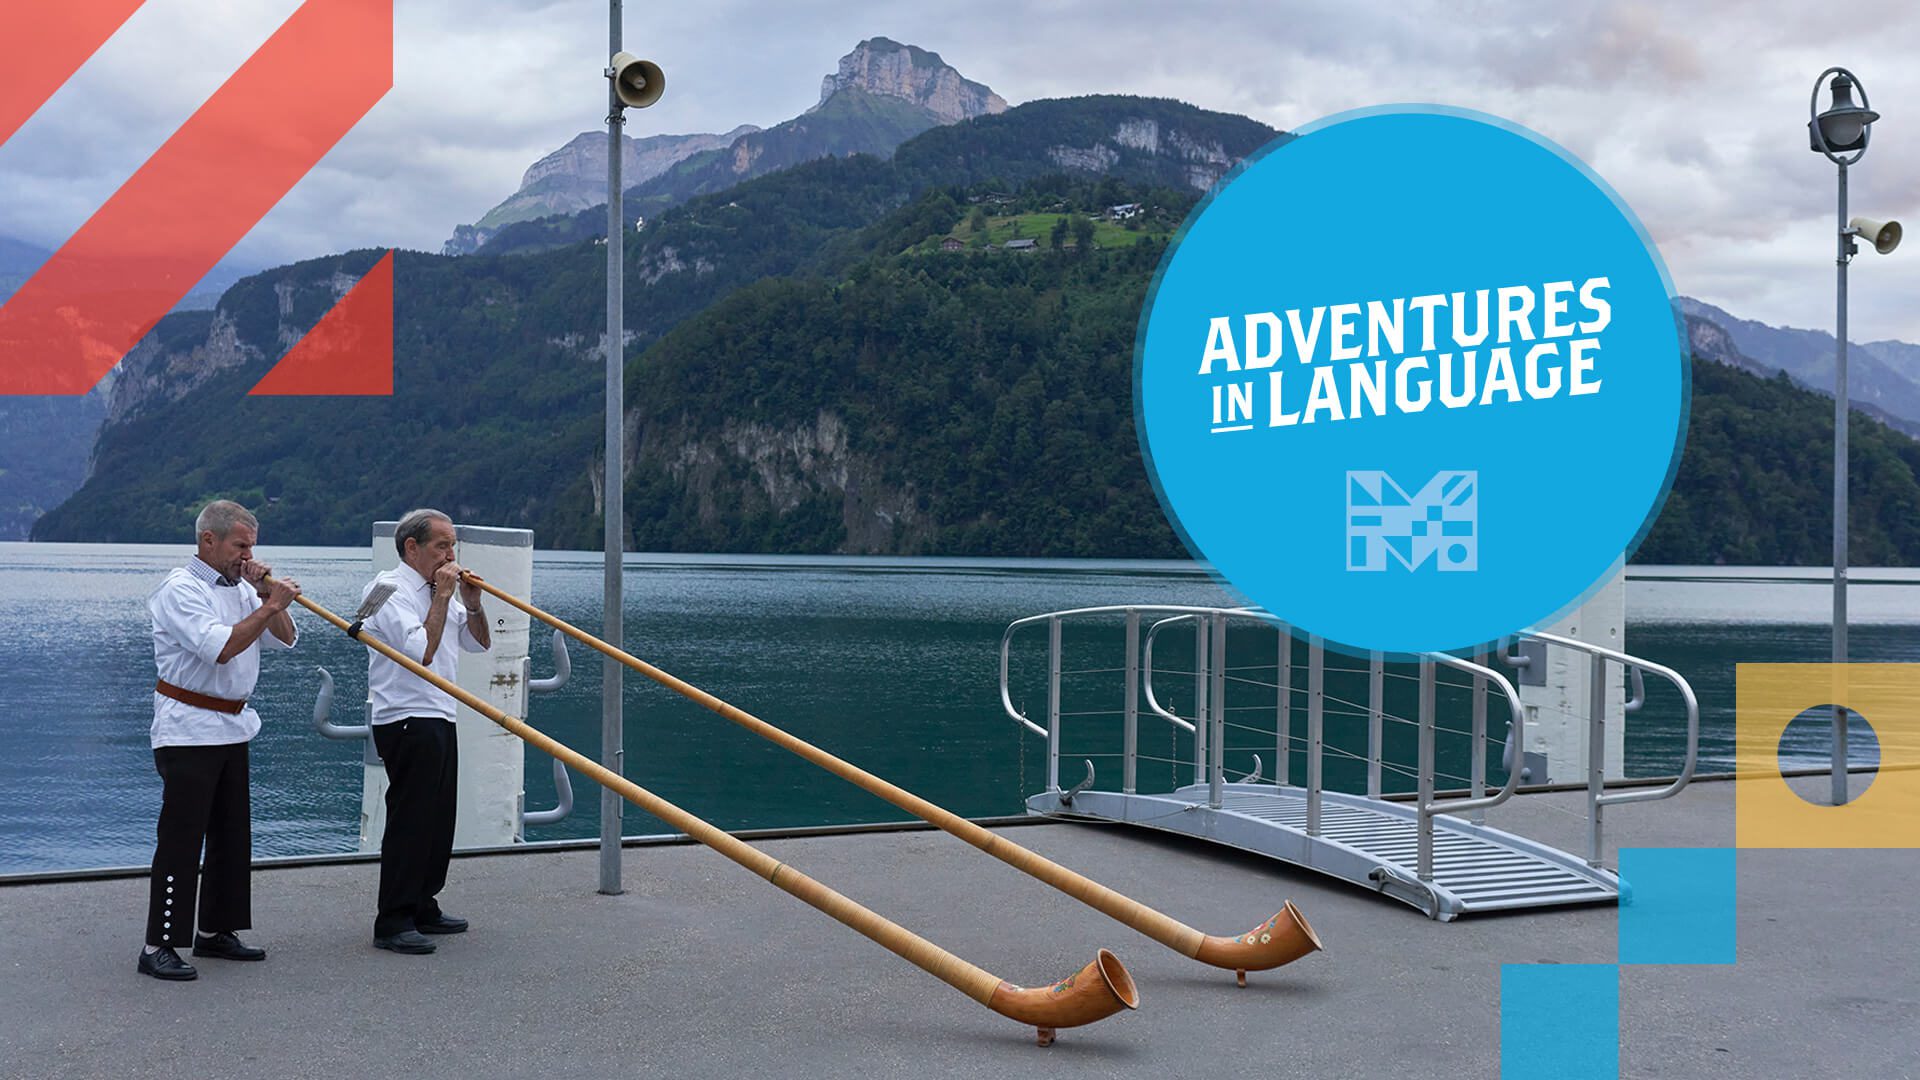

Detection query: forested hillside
(32, 93), (1920, 567)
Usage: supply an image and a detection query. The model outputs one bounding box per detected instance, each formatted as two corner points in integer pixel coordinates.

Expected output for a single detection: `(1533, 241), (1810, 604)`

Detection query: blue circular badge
(1135, 107), (1688, 657)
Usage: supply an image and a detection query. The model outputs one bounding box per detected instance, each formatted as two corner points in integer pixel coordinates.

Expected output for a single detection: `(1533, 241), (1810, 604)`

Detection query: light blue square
(1619, 847), (1737, 965)
(1500, 964), (1618, 1079)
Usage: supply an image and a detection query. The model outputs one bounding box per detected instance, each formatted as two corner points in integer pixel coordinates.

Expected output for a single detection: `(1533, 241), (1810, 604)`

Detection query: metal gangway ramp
(998, 607), (1699, 920)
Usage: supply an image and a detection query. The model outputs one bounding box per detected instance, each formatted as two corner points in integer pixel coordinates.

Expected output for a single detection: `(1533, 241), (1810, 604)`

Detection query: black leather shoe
(416, 913), (468, 935)
(192, 931), (266, 961)
(138, 947), (198, 981)
(373, 930), (436, 954)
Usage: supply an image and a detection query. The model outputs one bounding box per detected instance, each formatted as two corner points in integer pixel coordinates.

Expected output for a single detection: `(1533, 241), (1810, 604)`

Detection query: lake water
(1, 545), (1911, 874)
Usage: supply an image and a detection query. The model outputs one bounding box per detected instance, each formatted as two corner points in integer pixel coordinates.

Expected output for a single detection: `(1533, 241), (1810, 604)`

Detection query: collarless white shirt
(148, 556), (298, 748)
(361, 562), (489, 725)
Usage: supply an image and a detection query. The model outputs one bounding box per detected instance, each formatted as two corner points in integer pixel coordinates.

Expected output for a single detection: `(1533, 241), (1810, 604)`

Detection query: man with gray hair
(358, 508), (490, 954)
(140, 499), (299, 981)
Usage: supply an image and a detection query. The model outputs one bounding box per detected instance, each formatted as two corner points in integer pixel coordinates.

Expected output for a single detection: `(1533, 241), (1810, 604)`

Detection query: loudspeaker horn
(1851, 216), (1902, 255)
(609, 52), (664, 109)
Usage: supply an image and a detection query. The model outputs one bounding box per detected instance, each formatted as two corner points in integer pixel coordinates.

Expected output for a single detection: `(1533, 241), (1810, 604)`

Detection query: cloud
(1, 0), (1916, 342)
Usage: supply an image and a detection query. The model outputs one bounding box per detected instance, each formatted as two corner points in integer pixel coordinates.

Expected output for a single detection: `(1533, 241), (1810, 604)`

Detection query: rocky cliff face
(97, 263), (369, 434)
(814, 37), (1007, 124)
(1049, 115), (1237, 191)
(1684, 312), (1752, 372)
(445, 126), (758, 254)
(103, 311), (254, 428)
(630, 408), (933, 554)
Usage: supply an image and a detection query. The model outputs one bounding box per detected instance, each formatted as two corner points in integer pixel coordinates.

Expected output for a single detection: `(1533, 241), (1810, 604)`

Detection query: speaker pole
(600, 0), (626, 896)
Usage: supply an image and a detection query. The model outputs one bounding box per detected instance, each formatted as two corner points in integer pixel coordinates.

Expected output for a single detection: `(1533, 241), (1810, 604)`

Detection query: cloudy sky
(3, 0), (1917, 341)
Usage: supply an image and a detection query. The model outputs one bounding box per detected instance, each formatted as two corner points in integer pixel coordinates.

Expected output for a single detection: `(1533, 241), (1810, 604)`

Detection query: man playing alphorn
(140, 500), (299, 981)
(359, 508), (491, 955)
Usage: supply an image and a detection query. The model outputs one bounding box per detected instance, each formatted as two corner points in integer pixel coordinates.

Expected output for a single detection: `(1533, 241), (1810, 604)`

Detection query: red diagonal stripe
(0, 0), (392, 395)
(250, 251), (393, 396)
(0, 1), (147, 146)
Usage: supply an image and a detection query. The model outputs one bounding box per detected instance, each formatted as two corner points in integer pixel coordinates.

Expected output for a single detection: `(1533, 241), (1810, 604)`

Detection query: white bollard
(1513, 561), (1627, 784)
(358, 521), (533, 852)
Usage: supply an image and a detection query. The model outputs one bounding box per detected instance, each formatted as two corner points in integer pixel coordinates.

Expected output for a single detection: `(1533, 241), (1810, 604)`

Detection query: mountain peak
(814, 38), (1007, 124)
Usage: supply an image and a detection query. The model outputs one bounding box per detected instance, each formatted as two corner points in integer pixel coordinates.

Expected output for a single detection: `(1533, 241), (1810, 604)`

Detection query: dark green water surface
(1, 546), (1910, 872)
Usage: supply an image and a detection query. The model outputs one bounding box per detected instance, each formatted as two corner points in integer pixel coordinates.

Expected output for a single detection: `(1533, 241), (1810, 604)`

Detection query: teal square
(1619, 847), (1737, 965)
(1500, 964), (1618, 1079)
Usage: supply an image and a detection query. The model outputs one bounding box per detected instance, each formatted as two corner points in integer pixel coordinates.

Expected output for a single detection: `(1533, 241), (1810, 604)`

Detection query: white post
(1513, 561), (1627, 784)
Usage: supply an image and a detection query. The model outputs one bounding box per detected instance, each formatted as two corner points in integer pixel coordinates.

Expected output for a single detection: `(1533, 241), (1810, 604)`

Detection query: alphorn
(464, 573), (1323, 985)
(283, 581), (1137, 1046)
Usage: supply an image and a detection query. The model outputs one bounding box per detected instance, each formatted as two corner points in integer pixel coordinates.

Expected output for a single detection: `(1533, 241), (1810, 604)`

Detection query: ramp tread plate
(1059, 787), (1616, 915)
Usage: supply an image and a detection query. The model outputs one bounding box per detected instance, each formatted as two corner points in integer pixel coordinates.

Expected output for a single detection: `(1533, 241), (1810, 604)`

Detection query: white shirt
(148, 556), (297, 748)
(361, 563), (489, 725)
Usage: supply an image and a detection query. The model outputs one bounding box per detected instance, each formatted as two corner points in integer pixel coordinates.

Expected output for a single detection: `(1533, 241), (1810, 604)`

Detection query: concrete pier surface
(2, 775), (1914, 1079)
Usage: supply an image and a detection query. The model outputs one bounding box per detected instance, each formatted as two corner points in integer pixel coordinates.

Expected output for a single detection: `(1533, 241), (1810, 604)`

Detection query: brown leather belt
(155, 679), (247, 715)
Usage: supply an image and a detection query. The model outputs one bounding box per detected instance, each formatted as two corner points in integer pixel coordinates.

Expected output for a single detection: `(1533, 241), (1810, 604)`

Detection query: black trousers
(373, 716), (458, 937)
(147, 741), (252, 948)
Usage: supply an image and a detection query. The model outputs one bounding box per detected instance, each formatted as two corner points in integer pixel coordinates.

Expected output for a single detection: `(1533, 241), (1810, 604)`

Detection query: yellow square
(1736, 663), (1920, 848)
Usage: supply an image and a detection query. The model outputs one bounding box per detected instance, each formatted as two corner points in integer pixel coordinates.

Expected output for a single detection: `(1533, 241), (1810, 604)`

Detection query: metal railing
(520, 629), (577, 828)
(311, 628), (578, 831)
(1520, 631), (1700, 867)
(998, 605), (1234, 795)
(1141, 611), (1523, 881)
(1001, 605), (1702, 880)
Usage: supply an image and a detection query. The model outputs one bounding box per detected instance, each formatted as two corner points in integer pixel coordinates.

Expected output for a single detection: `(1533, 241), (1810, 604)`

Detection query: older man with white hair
(359, 507), (491, 955)
(139, 499), (299, 981)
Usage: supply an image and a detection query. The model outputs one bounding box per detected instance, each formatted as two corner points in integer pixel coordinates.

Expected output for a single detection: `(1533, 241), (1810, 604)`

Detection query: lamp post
(1808, 68), (1899, 805)
(600, 8), (663, 893)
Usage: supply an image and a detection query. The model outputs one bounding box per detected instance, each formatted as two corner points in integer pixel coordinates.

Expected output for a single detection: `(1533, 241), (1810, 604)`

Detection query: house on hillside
(1106, 203), (1143, 221)
(941, 236), (965, 252)
(1004, 238), (1038, 253)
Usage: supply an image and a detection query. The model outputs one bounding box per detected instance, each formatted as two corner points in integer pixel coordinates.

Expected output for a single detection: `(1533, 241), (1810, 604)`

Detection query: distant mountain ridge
(443, 126), (759, 255)
(1, 234), (258, 312)
(1678, 296), (1920, 432)
(0, 236), (248, 539)
(0, 234), (50, 275)
(477, 93), (1275, 257)
(0, 235), (52, 306)
(0, 390), (110, 540)
(618, 38), (1007, 217)
(444, 38), (1005, 255)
